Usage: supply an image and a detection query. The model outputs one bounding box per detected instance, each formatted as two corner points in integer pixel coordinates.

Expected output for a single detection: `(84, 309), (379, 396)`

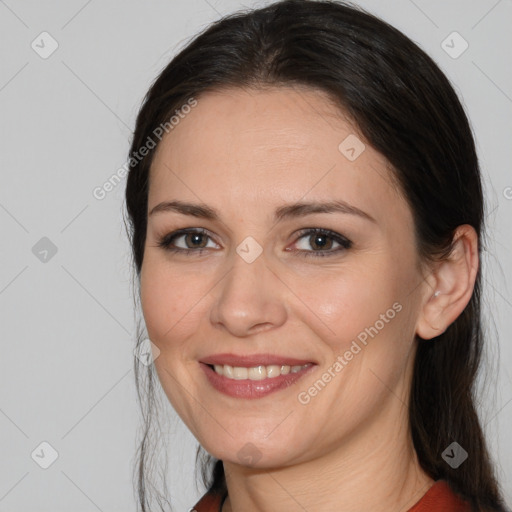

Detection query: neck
(221, 397), (434, 512)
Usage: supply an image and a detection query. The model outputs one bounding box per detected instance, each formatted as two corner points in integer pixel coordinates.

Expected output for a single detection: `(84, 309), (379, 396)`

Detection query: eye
(157, 227), (352, 258)
(157, 228), (219, 255)
(289, 228), (352, 258)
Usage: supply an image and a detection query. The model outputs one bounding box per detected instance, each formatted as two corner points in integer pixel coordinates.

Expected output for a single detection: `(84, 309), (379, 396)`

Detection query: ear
(415, 225), (479, 340)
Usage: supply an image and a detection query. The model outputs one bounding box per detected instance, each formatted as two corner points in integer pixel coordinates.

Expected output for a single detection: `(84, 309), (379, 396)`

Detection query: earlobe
(415, 225), (479, 341)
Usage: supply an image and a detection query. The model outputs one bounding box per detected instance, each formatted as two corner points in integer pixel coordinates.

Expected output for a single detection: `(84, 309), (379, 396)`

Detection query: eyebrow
(149, 199), (376, 223)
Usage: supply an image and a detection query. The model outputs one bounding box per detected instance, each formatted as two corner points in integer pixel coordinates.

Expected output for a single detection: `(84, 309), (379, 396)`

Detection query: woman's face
(140, 86), (429, 468)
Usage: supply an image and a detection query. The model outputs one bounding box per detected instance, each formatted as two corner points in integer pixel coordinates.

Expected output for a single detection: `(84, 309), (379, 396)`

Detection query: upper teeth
(213, 364), (310, 380)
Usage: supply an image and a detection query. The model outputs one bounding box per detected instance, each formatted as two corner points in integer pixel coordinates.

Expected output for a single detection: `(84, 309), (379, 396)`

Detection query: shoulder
(407, 480), (472, 512)
(191, 481), (507, 512)
(191, 490), (225, 512)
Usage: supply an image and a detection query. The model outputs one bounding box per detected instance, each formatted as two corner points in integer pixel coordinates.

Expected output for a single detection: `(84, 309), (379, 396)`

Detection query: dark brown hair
(124, 1), (508, 510)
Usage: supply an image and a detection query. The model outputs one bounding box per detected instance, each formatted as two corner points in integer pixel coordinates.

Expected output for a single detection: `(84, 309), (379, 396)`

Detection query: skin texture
(140, 86), (479, 512)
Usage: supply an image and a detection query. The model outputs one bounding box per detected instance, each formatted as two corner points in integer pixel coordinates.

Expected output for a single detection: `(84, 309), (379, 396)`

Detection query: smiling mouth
(206, 363), (312, 380)
(200, 360), (317, 399)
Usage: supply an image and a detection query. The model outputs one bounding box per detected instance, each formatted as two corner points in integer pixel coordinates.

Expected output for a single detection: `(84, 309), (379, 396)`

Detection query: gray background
(1, 0), (511, 510)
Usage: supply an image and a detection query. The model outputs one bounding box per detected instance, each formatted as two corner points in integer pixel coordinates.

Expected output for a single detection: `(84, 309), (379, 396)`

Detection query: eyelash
(156, 228), (352, 258)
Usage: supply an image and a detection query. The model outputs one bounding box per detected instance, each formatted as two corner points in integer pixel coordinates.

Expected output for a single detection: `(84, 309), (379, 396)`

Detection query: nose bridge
(222, 242), (269, 304)
(210, 243), (286, 336)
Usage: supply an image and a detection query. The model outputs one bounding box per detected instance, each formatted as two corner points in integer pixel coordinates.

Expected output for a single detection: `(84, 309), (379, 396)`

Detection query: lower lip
(200, 362), (316, 399)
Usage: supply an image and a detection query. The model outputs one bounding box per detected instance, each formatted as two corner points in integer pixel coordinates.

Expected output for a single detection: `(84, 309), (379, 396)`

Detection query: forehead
(148, 86), (407, 226)
(153, 85), (361, 168)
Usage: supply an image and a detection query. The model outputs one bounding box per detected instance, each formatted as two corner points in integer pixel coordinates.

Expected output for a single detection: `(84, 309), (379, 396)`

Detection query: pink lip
(199, 361), (317, 399)
(200, 353), (315, 367)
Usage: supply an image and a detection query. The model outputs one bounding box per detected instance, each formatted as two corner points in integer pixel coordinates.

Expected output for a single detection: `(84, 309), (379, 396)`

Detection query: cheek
(140, 266), (170, 340)
(287, 262), (403, 351)
(139, 257), (203, 351)
(139, 259), (206, 414)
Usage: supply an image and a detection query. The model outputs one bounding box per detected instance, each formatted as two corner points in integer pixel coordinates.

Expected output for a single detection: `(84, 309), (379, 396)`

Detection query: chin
(200, 429), (309, 469)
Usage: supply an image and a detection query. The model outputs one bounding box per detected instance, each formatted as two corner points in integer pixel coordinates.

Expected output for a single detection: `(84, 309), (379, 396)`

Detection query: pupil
(313, 234), (329, 249)
(189, 233), (205, 247)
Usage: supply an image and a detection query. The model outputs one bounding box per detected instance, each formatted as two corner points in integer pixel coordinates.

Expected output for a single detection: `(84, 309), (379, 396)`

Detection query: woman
(124, 1), (509, 510)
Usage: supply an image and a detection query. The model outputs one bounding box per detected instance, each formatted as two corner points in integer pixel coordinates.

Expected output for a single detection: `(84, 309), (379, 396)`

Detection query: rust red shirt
(191, 479), (472, 512)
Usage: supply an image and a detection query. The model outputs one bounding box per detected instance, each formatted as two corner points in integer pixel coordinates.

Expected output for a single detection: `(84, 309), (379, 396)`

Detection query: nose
(209, 250), (287, 338)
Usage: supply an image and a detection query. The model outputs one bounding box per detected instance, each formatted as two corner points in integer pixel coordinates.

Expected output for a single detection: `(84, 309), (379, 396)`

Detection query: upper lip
(200, 353), (316, 367)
